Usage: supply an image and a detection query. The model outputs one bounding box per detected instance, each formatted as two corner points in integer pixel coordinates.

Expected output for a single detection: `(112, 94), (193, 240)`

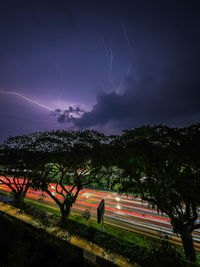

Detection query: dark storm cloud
(0, 0), (75, 28)
(52, 107), (84, 123)
(1, 0), (200, 142)
(73, 59), (200, 130)
(68, 0), (200, 131)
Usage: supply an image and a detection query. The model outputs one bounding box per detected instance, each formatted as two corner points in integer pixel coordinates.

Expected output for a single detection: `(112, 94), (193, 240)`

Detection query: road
(0, 180), (200, 251)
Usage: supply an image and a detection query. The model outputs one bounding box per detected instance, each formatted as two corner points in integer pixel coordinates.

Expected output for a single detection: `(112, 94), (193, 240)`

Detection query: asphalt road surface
(0, 179), (200, 251)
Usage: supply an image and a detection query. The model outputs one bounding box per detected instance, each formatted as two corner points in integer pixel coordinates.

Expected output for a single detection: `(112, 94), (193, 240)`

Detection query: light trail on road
(0, 177), (200, 251)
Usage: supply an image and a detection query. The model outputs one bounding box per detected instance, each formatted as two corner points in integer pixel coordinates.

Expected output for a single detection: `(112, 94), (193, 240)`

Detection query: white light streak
(82, 193), (89, 198)
(115, 197), (121, 201)
(0, 90), (54, 111)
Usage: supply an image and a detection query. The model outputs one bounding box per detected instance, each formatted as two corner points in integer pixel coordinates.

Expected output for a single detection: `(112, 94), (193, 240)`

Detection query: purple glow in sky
(0, 0), (200, 142)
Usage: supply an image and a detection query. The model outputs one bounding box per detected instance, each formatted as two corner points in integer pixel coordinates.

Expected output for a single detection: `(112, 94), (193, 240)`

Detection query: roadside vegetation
(0, 124), (200, 264)
(0, 210), (99, 267)
(0, 191), (199, 267)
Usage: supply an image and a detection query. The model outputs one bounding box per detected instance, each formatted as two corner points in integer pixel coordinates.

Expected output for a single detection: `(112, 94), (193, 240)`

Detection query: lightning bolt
(122, 23), (133, 76)
(101, 24), (133, 94)
(0, 90), (54, 111)
(108, 47), (115, 88)
(102, 38), (115, 89)
(101, 38), (122, 93)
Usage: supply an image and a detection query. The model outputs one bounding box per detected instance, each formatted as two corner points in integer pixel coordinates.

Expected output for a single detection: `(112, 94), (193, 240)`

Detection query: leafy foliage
(82, 209), (91, 222)
(23, 130), (107, 222)
(0, 139), (49, 206)
(117, 124), (200, 261)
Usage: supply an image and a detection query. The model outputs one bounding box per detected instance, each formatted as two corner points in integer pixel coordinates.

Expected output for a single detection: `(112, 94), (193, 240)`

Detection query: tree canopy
(0, 138), (49, 205)
(0, 125), (200, 261)
(22, 130), (107, 222)
(116, 124), (200, 261)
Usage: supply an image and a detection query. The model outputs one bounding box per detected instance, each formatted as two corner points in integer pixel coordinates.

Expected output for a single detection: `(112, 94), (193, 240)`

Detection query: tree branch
(0, 179), (17, 194)
(13, 176), (20, 193)
(45, 188), (62, 208)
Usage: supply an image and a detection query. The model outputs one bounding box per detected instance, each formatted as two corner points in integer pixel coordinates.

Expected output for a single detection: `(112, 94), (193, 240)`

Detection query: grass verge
(0, 191), (199, 267)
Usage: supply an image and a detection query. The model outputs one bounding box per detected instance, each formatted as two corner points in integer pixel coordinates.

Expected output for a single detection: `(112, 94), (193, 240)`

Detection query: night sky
(0, 0), (200, 142)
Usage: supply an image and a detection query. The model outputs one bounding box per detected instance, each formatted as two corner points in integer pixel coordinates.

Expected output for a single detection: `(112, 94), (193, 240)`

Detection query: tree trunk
(180, 231), (196, 262)
(11, 190), (24, 207)
(65, 203), (71, 218)
(60, 202), (72, 223)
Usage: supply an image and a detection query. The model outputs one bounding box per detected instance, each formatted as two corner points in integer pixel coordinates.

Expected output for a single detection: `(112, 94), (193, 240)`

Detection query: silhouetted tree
(117, 124), (200, 262)
(0, 136), (48, 206)
(31, 130), (106, 223)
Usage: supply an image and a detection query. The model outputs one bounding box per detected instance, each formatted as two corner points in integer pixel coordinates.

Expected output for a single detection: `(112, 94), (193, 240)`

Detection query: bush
(82, 209), (91, 223)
